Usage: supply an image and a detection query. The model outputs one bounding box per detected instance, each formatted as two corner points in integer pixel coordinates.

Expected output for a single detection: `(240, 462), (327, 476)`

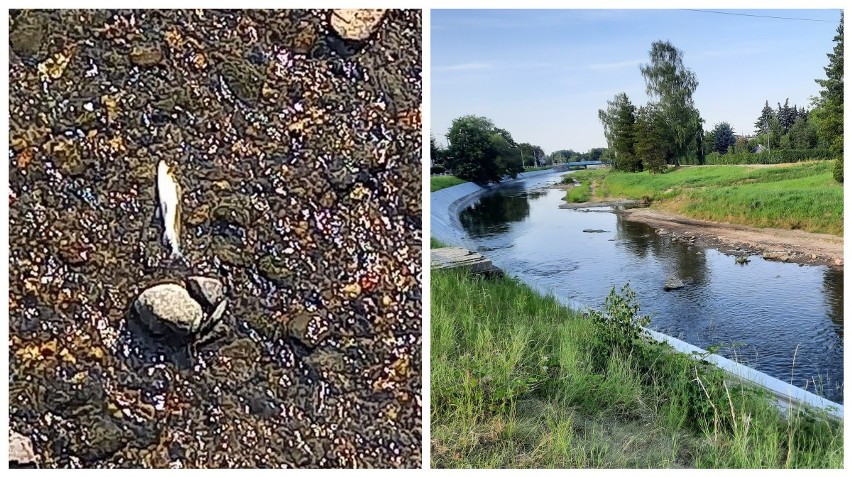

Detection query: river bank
(618, 208), (843, 268)
(558, 162), (843, 268)
(431, 265), (844, 468)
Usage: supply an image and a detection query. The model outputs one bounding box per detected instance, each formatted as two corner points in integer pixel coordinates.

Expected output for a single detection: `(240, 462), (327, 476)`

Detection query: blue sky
(432, 9), (842, 153)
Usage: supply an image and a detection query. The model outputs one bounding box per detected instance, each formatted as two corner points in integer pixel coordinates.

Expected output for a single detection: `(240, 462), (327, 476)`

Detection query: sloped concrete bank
(430, 169), (555, 247)
(429, 170), (843, 421)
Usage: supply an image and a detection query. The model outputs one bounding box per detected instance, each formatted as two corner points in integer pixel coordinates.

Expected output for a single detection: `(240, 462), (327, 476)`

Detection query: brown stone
(129, 46), (163, 66)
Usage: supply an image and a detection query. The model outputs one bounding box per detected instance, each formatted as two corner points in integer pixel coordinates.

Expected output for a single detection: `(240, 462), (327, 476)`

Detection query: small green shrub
(587, 284), (650, 362)
(833, 157), (843, 183)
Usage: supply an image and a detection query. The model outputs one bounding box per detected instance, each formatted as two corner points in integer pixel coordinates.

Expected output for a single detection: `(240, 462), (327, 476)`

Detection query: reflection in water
(823, 268), (844, 337)
(616, 218), (709, 288)
(459, 187), (532, 238)
(454, 173), (844, 403)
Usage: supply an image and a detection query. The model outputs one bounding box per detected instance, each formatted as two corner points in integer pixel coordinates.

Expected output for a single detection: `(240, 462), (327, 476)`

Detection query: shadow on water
(459, 186), (545, 238)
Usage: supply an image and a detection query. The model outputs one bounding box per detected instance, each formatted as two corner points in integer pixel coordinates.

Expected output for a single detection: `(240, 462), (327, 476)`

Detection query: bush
(431, 165), (446, 175)
(833, 157), (843, 183)
(586, 284), (650, 365)
(704, 149), (832, 165)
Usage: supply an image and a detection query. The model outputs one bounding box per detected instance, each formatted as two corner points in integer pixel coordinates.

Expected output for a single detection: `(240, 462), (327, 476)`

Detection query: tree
(788, 116), (818, 149)
(754, 100), (775, 136)
(777, 99), (796, 133)
(588, 147), (606, 162)
(711, 122), (736, 155)
(430, 132), (445, 166)
(446, 115), (501, 184)
(490, 132), (523, 178)
(599, 92), (640, 172)
(639, 41), (699, 166)
(634, 105), (667, 173)
(518, 142), (546, 167)
(445, 115), (527, 185)
(812, 12), (843, 182)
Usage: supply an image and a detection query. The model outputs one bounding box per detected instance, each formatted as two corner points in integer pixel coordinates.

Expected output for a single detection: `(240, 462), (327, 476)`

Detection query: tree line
(430, 116), (550, 184)
(430, 14), (843, 184)
(598, 13), (843, 182)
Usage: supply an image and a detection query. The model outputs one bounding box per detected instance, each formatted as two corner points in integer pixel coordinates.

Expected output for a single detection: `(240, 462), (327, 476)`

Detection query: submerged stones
(10, 11), (48, 59)
(132, 277), (227, 342)
(129, 45), (163, 67)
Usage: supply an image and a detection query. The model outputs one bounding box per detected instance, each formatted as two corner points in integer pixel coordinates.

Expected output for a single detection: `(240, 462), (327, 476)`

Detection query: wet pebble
(10, 430), (37, 467)
(133, 283), (204, 340)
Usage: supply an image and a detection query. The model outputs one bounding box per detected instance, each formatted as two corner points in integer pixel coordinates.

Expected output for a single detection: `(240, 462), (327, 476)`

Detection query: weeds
(432, 270), (843, 468)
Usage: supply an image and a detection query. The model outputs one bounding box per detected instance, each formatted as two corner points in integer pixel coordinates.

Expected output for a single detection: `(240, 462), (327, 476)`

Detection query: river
(452, 172), (843, 404)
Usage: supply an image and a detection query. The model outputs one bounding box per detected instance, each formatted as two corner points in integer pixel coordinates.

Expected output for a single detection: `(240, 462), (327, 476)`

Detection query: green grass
(431, 237), (448, 248)
(431, 175), (468, 192)
(571, 162), (842, 235)
(431, 270), (843, 468)
(563, 171), (596, 203)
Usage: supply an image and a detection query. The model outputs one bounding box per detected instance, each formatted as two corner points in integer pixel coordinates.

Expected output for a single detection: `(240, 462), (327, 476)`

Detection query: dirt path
(619, 208), (844, 268)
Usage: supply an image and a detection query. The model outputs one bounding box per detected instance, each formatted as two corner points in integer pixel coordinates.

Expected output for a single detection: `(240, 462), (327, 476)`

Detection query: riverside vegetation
(562, 161), (842, 236)
(431, 265), (843, 468)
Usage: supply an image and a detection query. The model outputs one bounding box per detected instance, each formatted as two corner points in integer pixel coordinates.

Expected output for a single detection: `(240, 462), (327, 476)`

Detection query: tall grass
(577, 162), (842, 235)
(431, 270), (843, 468)
(431, 237), (448, 249)
(705, 149), (832, 165)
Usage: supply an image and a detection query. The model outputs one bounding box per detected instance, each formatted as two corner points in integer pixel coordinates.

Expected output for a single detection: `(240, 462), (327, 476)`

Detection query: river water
(453, 172), (843, 404)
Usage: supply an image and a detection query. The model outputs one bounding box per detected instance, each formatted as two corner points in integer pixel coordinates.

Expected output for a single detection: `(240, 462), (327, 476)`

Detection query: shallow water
(9, 9), (421, 468)
(456, 172), (843, 403)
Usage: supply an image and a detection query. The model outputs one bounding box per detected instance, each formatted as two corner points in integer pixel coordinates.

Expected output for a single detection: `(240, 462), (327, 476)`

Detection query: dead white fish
(156, 160), (183, 260)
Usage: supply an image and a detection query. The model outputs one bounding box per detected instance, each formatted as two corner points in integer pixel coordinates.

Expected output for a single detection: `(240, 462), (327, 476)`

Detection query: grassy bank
(431, 270), (843, 468)
(431, 237), (448, 248)
(563, 161), (842, 235)
(431, 175), (468, 192)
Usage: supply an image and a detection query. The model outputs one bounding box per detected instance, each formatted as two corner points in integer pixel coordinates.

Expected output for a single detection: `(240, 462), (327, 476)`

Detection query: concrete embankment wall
(429, 170), (844, 421)
(431, 169), (555, 248)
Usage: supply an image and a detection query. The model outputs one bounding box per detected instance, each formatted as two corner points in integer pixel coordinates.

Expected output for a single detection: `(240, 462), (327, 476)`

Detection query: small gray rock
(10, 430), (36, 466)
(582, 229), (608, 233)
(186, 276), (224, 309)
(133, 283), (204, 339)
(664, 276), (685, 291)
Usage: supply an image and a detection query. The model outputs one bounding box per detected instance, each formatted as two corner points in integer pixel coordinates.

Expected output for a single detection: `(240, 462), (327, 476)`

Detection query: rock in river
(133, 283), (204, 339)
(664, 276), (685, 291)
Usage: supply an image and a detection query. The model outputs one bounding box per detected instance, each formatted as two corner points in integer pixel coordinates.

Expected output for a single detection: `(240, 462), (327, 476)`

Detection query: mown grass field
(431, 269), (843, 468)
(564, 161), (842, 235)
(431, 175), (468, 192)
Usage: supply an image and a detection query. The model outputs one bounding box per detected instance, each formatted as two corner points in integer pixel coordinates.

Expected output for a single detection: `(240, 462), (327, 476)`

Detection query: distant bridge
(553, 161), (606, 171)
